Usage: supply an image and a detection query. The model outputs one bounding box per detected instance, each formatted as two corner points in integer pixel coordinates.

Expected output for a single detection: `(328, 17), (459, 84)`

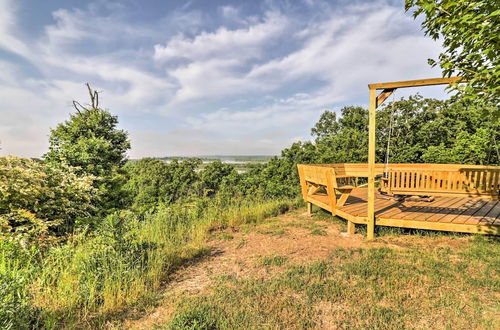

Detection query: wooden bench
(379, 165), (500, 200)
(297, 164), (357, 213)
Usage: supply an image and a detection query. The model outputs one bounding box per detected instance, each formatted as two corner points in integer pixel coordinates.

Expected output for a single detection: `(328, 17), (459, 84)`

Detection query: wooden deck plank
(464, 201), (498, 225)
(375, 200), (421, 220)
(449, 200), (488, 224)
(340, 198), (395, 217)
(425, 198), (472, 222)
(307, 193), (332, 212)
(393, 197), (460, 221)
(310, 187), (499, 235)
(479, 201), (500, 225)
(410, 197), (464, 222)
(338, 198), (372, 214)
(437, 199), (483, 223)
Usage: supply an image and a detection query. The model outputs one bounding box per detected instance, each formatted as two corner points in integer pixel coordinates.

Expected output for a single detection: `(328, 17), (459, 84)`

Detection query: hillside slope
(121, 209), (500, 329)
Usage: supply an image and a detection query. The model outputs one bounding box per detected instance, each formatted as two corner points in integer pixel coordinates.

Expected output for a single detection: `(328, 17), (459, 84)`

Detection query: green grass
(164, 237), (500, 329)
(261, 254), (288, 267)
(0, 197), (302, 328)
(0, 241), (41, 329)
(310, 228), (327, 236)
(214, 232), (234, 241)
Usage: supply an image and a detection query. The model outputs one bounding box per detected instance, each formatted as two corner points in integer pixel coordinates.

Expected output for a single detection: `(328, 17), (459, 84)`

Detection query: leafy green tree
(314, 106), (369, 163)
(124, 158), (201, 212)
(406, 0), (500, 104)
(311, 110), (340, 138)
(44, 104), (130, 177)
(378, 96), (499, 165)
(199, 161), (236, 196)
(44, 84), (130, 212)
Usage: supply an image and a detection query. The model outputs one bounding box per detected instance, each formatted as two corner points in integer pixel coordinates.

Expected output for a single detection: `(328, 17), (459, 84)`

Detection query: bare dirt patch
(122, 209), (471, 329)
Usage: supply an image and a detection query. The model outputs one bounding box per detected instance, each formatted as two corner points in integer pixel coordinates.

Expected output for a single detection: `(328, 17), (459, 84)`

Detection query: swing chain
(384, 93), (396, 177)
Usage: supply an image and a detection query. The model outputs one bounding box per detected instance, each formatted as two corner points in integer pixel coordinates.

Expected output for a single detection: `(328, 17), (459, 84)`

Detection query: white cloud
(0, 0), (29, 56)
(0, 0), (447, 158)
(154, 11), (287, 62)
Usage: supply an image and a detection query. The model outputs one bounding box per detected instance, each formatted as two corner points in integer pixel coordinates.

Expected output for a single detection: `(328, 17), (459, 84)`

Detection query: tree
(311, 110), (340, 138)
(406, 0), (500, 105)
(199, 161), (236, 196)
(44, 85), (130, 177)
(314, 106), (369, 163)
(123, 158), (201, 212)
(377, 96), (499, 165)
(44, 84), (130, 213)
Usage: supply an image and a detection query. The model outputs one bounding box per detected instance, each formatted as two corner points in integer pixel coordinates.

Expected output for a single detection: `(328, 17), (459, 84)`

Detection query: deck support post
(307, 202), (313, 216)
(347, 221), (356, 235)
(367, 88), (377, 240)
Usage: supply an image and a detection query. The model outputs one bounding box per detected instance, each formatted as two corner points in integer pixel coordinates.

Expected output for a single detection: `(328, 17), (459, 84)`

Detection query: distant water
(158, 155), (274, 164)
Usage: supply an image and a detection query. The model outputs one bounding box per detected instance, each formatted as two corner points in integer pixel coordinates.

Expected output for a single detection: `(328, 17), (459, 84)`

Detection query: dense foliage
(123, 158), (201, 212)
(304, 96), (499, 165)
(0, 156), (96, 241)
(406, 0), (500, 105)
(44, 108), (129, 177)
(44, 103), (130, 215)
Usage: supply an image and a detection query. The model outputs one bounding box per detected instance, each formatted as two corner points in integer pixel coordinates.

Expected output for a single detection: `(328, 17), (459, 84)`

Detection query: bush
(0, 156), (96, 235)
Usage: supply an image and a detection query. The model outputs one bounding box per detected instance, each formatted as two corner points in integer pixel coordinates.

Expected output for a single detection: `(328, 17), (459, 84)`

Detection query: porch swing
(377, 91), (434, 202)
(377, 90), (500, 201)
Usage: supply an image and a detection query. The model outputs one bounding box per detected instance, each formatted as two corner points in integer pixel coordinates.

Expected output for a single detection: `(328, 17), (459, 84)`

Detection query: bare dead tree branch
(73, 83), (100, 115)
(72, 100), (85, 115)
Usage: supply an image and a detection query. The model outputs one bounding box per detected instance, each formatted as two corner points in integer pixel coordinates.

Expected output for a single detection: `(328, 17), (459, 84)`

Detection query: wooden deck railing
(298, 163), (500, 205)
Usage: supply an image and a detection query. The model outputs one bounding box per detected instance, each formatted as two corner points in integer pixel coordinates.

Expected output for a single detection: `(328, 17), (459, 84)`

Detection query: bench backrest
(298, 164), (334, 186)
(382, 166), (500, 199)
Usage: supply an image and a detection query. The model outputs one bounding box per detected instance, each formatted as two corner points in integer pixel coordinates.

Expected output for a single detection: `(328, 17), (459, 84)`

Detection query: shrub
(0, 156), (96, 235)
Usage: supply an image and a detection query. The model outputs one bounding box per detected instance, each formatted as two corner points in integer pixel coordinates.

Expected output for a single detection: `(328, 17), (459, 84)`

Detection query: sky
(0, 0), (450, 158)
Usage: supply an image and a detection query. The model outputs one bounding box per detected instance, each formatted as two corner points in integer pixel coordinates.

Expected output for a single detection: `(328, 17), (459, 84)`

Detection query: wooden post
(307, 202), (313, 215)
(367, 88), (377, 240)
(347, 221), (356, 235)
(325, 168), (337, 215)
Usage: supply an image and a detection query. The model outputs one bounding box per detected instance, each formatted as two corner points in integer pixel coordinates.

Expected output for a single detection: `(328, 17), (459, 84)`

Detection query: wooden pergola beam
(368, 76), (463, 90)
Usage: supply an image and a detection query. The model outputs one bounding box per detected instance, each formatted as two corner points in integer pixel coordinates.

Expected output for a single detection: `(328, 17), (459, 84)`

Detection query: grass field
(123, 209), (500, 330)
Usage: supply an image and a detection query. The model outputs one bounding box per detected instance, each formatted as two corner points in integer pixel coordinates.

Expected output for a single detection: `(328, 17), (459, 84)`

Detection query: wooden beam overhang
(368, 76), (463, 90)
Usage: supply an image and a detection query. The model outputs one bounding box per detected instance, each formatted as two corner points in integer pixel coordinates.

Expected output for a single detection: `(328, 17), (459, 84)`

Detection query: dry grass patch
(124, 208), (499, 329)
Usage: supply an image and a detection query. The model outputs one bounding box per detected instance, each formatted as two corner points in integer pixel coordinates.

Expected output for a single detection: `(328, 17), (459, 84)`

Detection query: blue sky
(0, 0), (449, 158)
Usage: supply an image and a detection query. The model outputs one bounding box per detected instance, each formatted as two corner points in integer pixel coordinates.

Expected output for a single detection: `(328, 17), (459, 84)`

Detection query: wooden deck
(308, 188), (500, 235)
